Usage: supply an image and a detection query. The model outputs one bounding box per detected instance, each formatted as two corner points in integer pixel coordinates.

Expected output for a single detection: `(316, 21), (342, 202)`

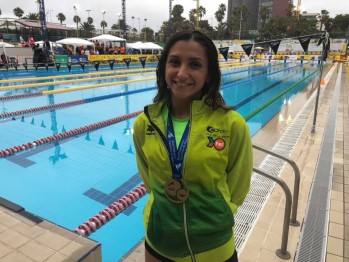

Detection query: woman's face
(165, 39), (209, 102)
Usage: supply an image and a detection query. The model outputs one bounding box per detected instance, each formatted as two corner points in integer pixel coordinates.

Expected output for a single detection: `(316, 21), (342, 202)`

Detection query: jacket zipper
(145, 106), (196, 261)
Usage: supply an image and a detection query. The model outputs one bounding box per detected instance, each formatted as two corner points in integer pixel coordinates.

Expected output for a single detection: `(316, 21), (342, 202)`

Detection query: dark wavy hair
(154, 30), (230, 110)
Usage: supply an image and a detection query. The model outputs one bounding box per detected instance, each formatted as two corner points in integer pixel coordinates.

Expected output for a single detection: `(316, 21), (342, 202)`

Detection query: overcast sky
(1, 0), (347, 31)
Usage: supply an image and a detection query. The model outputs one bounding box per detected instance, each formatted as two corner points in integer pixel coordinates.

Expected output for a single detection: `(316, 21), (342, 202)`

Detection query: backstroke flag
(269, 40), (281, 55)
(218, 47), (229, 61)
(139, 57), (147, 68)
(298, 36), (311, 52)
(241, 44), (253, 56)
(123, 58), (131, 69)
(317, 32), (330, 61)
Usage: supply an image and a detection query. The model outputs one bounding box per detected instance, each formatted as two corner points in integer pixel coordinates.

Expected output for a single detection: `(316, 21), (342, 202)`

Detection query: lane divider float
(74, 184), (147, 237)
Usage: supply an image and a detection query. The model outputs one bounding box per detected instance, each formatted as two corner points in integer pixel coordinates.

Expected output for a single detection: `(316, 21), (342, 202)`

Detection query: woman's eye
(168, 59), (180, 66)
(190, 62), (202, 68)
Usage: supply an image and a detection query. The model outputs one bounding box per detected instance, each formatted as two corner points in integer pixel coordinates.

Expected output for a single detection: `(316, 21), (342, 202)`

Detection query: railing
(253, 167), (292, 259)
(252, 144), (301, 259)
(253, 144), (300, 226)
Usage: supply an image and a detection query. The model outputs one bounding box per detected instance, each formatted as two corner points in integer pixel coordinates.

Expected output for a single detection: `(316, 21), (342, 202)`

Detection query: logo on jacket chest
(146, 125), (156, 135)
(206, 126), (228, 151)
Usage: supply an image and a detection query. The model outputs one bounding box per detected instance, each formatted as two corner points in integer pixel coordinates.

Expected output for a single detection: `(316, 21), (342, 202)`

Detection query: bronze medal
(164, 178), (189, 203)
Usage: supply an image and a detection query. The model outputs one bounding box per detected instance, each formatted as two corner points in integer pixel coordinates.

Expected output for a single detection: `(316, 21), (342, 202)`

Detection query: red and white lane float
(0, 110), (143, 158)
(73, 184), (147, 237)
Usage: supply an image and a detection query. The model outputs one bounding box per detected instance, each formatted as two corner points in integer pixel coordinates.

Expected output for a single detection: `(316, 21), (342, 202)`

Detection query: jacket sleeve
(133, 114), (151, 192)
(226, 114), (253, 213)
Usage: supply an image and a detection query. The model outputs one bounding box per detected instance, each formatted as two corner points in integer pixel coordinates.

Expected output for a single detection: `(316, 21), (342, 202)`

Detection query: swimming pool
(0, 60), (320, 261)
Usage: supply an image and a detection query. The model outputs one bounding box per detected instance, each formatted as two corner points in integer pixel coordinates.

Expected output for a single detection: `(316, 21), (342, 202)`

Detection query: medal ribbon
(167, 114), (190, 180)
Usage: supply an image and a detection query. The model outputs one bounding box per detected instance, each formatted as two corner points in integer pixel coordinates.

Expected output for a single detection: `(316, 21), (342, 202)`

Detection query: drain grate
(234, 81), (319, 251)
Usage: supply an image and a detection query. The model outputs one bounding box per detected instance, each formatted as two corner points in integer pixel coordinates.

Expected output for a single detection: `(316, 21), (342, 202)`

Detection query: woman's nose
(177, 64), (188, 79)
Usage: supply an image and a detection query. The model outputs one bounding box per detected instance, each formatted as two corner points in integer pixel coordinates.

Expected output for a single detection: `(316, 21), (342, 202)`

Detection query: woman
(133, 31), (253, 262)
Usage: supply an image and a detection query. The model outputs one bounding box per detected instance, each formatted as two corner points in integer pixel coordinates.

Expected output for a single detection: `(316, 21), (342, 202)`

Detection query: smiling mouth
(174, 81), (193, 87)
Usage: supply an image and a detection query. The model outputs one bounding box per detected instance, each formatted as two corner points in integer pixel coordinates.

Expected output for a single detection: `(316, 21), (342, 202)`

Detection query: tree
(13, 7), (24, 18)
(80, 22), (95, 36)
(172, 5), (185, 21)
(259, 6), (270, 27)
(73, 15), (81, 29)
(215, 4), (227, 39)
(24, 13), (39, 20)
(87, 17), (93, 25)
(73, 15), (81, 36)
(189, 6), (206, 29)
(318, 10), (330, 31)
(229, 5), (249, 39)
(100, 20), (107, 33)
(56, 13), (66, 24)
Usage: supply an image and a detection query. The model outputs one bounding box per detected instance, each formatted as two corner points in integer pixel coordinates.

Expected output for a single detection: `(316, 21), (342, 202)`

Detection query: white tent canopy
(56, 38), (94, 55)
(88, 34), (126, 42)
(56, 38), (94, 47)
(127, 41), (163, 54)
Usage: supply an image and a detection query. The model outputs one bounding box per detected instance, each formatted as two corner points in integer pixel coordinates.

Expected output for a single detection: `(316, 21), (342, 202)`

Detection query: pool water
(0, 60), (320, 261)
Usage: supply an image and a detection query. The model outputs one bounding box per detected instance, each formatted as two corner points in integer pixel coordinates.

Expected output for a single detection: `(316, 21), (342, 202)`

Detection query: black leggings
(145, 241), (238, 262)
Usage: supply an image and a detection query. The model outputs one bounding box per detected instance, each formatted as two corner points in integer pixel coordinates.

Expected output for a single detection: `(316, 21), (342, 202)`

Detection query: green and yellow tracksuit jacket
(133, 97), (253, 262)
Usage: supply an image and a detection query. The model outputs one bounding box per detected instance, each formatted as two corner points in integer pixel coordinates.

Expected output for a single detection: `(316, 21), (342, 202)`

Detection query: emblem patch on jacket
(146, 125), (156, 135)
(206, 126), (228, 150)
(207, 137), (226, 150)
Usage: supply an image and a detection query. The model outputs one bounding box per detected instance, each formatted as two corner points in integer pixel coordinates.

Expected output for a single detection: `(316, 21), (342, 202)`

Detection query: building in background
(227, 0), (292, 31)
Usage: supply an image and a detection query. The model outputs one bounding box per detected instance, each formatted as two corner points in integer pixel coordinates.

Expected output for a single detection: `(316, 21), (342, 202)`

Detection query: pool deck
(0, 63), (348, 262)
(121, 63), (349, 262)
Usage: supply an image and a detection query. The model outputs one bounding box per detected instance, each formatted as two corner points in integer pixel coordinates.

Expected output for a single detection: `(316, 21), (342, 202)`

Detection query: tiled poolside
(0, 63), (348, 262)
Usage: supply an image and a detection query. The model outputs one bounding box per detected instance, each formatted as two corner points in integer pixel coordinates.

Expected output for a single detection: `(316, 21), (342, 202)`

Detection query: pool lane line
(222, 64), (302, 89)
(232, 71), (304, 110)
(244, 68), (320, 121)
(0, 60), (256, 86)
(0, 71), (156, 91)
(0, 63), (295, 101)
(74, 184), (148, 237)
(0, 67), (156, 84)
(41, 77), (156, 95)
(221, 62), (289, 79)
(0, 110), (143, 158)
(0, 92), (42, 101)
(0, 87), (156, 119)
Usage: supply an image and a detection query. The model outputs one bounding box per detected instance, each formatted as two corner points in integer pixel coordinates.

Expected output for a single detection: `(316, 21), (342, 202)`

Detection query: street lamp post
(86, 9), (91, 19)
(144, 18), (147, 42)
(117, 13), (122, 37)
(102, 11), (106, 34)
(137, 17), (140, 37)
(131, 16), (135, 40)
(46, 10), (53, 23)
(238, 9), (243, 40)
(73, 5), (78, 37)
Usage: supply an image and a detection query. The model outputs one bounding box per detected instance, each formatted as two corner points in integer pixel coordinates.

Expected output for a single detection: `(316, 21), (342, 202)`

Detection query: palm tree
(73, 15), (81, 36)
(24, 13), (39, 20)
(13, 7), (24, 19)
(215, 4), (226, 39)
(318, 10), (330, 31)
(259, 6), (270, 27)
(80, 22), (95, 37)
(189, 6), (206, 29)
(100, 20), (107, 34)
(56, 13), (66, 24)
(87, 17), (93, 25)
